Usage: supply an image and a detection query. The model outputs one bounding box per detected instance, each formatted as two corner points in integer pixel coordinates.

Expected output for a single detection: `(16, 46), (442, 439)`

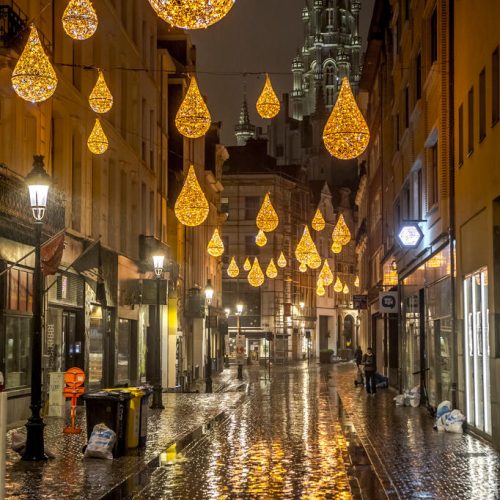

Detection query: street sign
(379, 291), (399, 313)
(353, 294), (368, 310)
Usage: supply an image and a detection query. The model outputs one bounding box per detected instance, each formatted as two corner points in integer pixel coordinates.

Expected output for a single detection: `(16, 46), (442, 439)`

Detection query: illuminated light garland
(87, 118), (108, 154)
(175, 76), (211, 139)
(255, 229), (267, 247)
(295, 225), (321, 269)
(323, 77), (370, 160)
(243, 257), (251, 271)
(319, 259), (334, 286)
(332, 214), (351, 246)
(427, 253), (445, 268)
(266, 258), (278, 279)
(89, 70), (113, 113)
(62, 0), (98, 40)
(383, 269), (398, 286)
(256, 192), (279, 232)
(174, 165), (209, 226)
(343, 283), (350, 294)
(331, 241), (342, 254)
(248, 258), (265, 287)
(277, 251), (287, 268)
(299, 262), (307, 273)
(148, 0), (235, 30)
(207, 228), (224, 257)
(334, 277), (343, 293)
(227, 256), (239, 278)
(11, 25), (58, 103)
(256, 74), (280, 119)
(311, 208), (326, 231)
(354, 275), (360, 288)
(316, 278), (326, 297)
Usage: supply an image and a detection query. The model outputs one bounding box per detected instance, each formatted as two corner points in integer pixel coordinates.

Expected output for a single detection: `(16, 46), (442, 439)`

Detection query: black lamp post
(236, 303), (244, 380)
(204, 280), (214, 393)
(23, 155), (50, 461)
(151, 254), (165, 409)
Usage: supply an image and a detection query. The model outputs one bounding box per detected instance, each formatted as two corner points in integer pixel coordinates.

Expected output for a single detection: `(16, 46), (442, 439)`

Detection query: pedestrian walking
(362, 347), (377, 396)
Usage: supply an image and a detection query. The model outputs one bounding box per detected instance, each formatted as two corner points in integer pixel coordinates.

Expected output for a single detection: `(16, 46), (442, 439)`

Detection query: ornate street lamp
(23, 155), (51, 461)
(151, 253), (165, 409)
(204, 280), (214, 393)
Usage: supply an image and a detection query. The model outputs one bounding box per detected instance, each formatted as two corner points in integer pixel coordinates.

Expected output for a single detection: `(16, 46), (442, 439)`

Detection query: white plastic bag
(436, 412), (450, 431)
(436, 400), (452, 418)
(84, 423), (116, 459)
(444, 409), (466, 433)
(394, 394), (405, 406)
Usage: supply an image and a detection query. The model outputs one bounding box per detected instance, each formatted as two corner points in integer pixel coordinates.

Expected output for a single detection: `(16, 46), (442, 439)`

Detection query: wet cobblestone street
(134, 365), (354, 499)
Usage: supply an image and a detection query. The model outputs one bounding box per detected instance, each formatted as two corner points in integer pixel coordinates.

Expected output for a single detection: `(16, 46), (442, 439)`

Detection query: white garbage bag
(436, 400), (452, 418)
(408, 386), (421, 408)
(444, 409), (466, 433)
(84, 423), (116, 459)
(394, 394), (405, 406)
(435, 412), (451, 432)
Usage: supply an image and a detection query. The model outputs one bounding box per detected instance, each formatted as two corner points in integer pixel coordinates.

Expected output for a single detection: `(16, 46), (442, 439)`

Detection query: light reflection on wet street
(135, 365), (352, 499)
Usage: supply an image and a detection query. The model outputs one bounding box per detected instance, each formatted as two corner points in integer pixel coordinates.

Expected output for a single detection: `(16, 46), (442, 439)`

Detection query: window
(325, 65), (335, 86)
(458, 104), (464, 166)
(417, 169), (423, 219)
(116, 319), (131, 383)
(394, 114), (400, 150)
(468, 87), (474, 155)
(245, 235), (259, 256)
(404, 185), (411, 218)
(404, 86), (410, 128)
(404, 0), (410, 20)
(492, 47), (499, 126)
(429, 144), (438, 207)
(5, 316), (31, 388)
(479, 68), (486, 141)
(416, 52), (422, 100)
(245, 196), (260, 220)
(430, 8), (438, 63)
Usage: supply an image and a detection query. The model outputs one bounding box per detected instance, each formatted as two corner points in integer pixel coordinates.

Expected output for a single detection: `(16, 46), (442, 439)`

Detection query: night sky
(190, 0), (375, 146)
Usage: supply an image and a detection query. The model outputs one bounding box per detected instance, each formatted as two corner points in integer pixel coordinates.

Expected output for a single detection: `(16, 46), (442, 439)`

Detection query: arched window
(325, 65), (335, 86)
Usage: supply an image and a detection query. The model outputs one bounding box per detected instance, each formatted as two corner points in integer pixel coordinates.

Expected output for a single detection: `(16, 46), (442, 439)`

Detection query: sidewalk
(328, 363), (500, 499)
(4, 369), (245, 499)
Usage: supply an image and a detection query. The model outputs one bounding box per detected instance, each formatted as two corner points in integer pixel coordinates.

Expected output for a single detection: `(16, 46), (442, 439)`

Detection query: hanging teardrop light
(323, 77), (370, 160)
(266, 258), (278, 279)
(248, 258), (265, 287)
(319, 259), (334, 286)
(175, 76), (211, 139)
(207, 228), (224, 257)
(227, 256), (240, 278)
(299, 262), (307, 273)
(277, 251), (287, 268)
(174, 165), (209, 226)
(311, 208), (326, 231)
(334, 277), (343, 293)
(62, 0), (98, 40)
(255, 229), (267, 247)
(354, 275), (360, 288)
(331, 241), (342, 254)
(332, 214), (351, 246)
(295, 225), (321, 269)
(243, 257), (251, 271)
(89, 70), (113, 113)
(316, 278), (326, 297)
(256, 73), (281, 119)
(256, 192), (279, 232)
(11, 25), (58, 103)
(147, 0), (235, 30)
(87, 118), (108, 154)
(343, 283), (350, 294)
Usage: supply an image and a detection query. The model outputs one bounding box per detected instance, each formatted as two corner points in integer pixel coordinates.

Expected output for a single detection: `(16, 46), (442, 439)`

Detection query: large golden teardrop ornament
(277, 251), (287, 268)
(319, 259), (334, 286)
(333, 214), (351, 246)
(227, 257), (240, 278)
(248, 258), (265, 287)
(62, 0), (98, 40)
(89, 70), (113, 113)
(266, 258), (278, 279)
(334, 277), (343, 293)
(316, 278), (326, 297)
(311, 208), (326, 231)
(174, 165), (209, 226)
(256, 74), (280, 119)
(243, 257), (251, 271)
(207, 228), (224, 257)
(87, 118), (108, 154)
(256, 192), (279, 232)
(295, 225), (321, 269)
(255, 229), (267, 247)
(175, 76), (211, 139)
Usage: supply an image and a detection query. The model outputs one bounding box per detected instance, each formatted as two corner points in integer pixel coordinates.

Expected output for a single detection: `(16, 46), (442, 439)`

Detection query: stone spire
(234, 95), (256, 146)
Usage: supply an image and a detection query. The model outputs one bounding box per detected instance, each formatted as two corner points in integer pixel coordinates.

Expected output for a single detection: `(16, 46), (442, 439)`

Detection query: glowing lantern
(89, 70), (113, 113)
(11, 25), (58, 103)
(343, 283), (349, 294)
(295, 226), (321, 269)
(266, 258), (278, 279)
(277, 251), (287, 268)
(227, 257), (239, 278)
(333, 214), (351, 246)
(354, 275), (360, 288)
(319, 259), (334, 286)
(256, 192), (279, 232)
(334, 277), (343, 293)
(331, 241), (342, 254)
(175, 76), (211, 139)
(256, 74), (280, 119)
(62, 0), (98, 40)
(207, 228), (224, 257)
(256, 229), (267, 247)
(243, 257), (251, 271)
(248, 258), (265, 287)
(323, 77), (370, 160)
(383, 269), (398, 286)
(174, 165), (209, 226)
(87, 118), (108, 154)
(299, 262), (307, 273)
(311, 208), (326, 231)
(148, 0), (235, 30)
(316, 278), (326, 297)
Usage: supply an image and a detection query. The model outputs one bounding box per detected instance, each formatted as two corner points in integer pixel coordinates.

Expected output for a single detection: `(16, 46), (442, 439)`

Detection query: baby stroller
(354, 365), (364, 386)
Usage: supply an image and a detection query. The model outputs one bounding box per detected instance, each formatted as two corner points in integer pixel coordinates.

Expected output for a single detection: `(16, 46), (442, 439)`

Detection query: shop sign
(379, 291), (398, 313)
(353, 294), (368, 310)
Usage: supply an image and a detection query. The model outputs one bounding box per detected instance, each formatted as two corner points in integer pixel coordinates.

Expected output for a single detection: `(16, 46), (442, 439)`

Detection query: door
(64, 311), (84, 371)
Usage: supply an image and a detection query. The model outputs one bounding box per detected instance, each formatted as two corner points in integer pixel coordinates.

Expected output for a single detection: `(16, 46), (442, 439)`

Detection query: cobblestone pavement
(5, 372), (244, 500)
(329, 362), (500, 499)
(133, 364), (354, 500)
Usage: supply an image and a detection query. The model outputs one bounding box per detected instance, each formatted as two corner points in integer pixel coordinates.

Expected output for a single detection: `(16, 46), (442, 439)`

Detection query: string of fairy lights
(9, 0), (366, 296)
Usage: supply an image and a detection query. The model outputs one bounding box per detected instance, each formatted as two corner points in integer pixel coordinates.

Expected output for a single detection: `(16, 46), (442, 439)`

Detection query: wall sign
(379, 291), (399, 313)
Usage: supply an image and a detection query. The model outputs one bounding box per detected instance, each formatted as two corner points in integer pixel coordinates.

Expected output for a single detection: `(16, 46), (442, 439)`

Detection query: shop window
(7, 268), (32, 313)
(116, 318), (131, 383)
(5, 316), (31, 388)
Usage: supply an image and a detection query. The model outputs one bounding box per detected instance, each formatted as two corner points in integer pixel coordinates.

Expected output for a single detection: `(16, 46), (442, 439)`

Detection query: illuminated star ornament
(62, 0), (98, 40)
(174, 165), (209, 226)
(256, 74), (281, 119)
(11, 25), (58, 103)
(89, 70), (113, 113)
(256, 192), (279, 232)
(148, 0), (235, 29)
(207, 228), (224, 257)
(87, 118), (108, 154)
(175, 76), (211, 139)
(323, 77), (370, 160)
